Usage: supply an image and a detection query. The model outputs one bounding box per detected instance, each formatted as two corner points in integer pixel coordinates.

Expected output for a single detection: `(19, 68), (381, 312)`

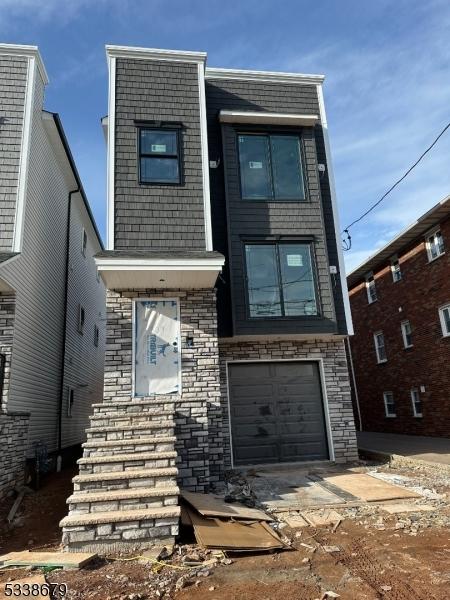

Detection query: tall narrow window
(78, 305), (85, 335)
(401, 320), (413, 348)
(245, 242), (317, 318)
(383, 392), (396, 417)
(139, 129), (180, 184)
(410, 388), (422, 417)
(439, 303), (450, 337)
(81, 228), (87, 257)
(365, 273), (377, 304)
(67, 388), (75, 417)
(238, 133), (305, 201)
(390, 256), (402, 282)
(426, 229), (445, 261)
(94, 324), (99, 347)
(374, 331), (387, 363)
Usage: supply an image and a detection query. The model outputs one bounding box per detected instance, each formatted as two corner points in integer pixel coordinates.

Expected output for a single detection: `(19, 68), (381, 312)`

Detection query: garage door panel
(233, 421), (278, 438)
(231, 403), (276, 418)
(231, 383), (275, 400)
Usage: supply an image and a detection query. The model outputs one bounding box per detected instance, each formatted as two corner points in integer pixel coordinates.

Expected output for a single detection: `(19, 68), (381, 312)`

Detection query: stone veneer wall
(0, 294), (30, 498)
(104, 288), (221, 491)
(218, 338), (358, 470)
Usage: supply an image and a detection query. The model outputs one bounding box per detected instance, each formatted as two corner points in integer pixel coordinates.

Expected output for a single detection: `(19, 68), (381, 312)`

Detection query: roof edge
(105, 45), (207, 64)
(205, 66), (324, 85)
(0, 43), (48, 84)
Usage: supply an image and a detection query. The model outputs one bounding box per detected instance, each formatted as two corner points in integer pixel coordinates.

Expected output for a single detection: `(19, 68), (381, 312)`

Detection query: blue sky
(2, 0), (450, 271)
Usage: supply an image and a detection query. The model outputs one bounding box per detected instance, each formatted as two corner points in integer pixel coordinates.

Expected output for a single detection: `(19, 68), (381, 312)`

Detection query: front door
(134, 298), (180, 396)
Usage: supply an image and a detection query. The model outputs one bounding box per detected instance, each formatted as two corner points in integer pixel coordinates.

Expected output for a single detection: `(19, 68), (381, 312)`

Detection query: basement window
(374, 331), (387, 363)
(439, 303), (450, 337)
(411, 388), (422, 418)
(383, 391), (396, 417)
(139, 128), (180, 184)
(426, 229), (445, 261)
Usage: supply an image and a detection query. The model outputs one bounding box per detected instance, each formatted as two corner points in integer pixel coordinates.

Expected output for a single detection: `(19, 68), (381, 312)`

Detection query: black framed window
(139, 129), (180, 184)
(244, 242), (318, 318)
(238, 133), (305, 200)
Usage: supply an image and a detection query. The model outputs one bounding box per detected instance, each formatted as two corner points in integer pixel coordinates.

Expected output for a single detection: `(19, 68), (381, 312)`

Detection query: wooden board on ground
(181, 490), (273, 521)
(186, 507), (285, 551)
(301, 509), (343, 527)
(379, 503), (434, 514)
(1, 575), (47, 600)
(0, 551), (96, 570)
(322, 473), (420, 502)
(281, 513), (310, 528)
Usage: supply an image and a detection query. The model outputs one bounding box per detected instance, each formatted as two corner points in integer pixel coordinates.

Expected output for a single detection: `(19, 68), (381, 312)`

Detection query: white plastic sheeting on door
(134, 299), (180, 396)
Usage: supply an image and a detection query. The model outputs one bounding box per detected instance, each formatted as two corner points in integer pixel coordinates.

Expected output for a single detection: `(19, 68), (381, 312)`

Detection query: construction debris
(181, 490), (273, 521)
(281, 513), (309, 528)
(0, 550), (97, 570)
(322, 473), (420, 502)
(302, 509), (343, 527)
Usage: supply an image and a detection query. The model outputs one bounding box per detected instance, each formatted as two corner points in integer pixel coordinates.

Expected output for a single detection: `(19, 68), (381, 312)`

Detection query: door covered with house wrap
(228, 361), (328, 465)
(134, 299), (180, 396)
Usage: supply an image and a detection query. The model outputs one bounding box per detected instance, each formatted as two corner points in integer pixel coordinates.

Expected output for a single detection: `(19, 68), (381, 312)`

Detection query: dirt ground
(1, 461), (449, 600)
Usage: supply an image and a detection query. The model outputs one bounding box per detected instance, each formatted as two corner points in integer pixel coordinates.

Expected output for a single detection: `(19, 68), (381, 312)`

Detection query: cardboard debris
(184, 506), (286, 552)
(181, 490), (273, 521)
(323, 545), (341, 553)
(301, 509), (343, 527)
(0, 550), (96, 570)
(323, 473), (419, 502)
(281, 513), (309, 528)
(1, 575), (47, 600)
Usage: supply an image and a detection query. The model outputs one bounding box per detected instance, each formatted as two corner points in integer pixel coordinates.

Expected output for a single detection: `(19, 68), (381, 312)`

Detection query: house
(61, 45), (357, 552)
(0, 44), (106, 498)
(347, 195), (450, 436)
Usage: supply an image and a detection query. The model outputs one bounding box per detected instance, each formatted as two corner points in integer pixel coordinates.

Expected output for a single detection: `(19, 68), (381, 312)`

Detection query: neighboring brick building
(347, 195), (450, 437)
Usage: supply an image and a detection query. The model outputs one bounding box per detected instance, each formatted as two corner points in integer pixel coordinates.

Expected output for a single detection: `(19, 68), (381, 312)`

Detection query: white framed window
(425, 229), (444, 262)
(77, 304), (85, 335)
(439, 303), (450, 337)
(94, 324), (99, 347)
(383, 391), (396, 417)
(374, 331), (387, 363)
(401, 320), (413, 348)
(81, 228), (87, 257)
(390, 256), (402, 282)
(365, 272), (377, 304)
(410, 388), (422, 417)
(67, 388), (75, 417)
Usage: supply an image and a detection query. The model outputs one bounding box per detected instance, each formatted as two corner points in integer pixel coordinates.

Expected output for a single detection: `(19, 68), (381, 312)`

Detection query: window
(94, 324), (99, 347)
(139, 129), (180, 184)
(77, 304), (85, 335)
(244, 242), (317, 318)
(390, 256), (402, 282)
(439, 303), (450, 337)
(238, 134), (305, 201)
(401, 320), (413, 348)
(426, 229), (445, 261)
(67, 388), (74, 417)
(411, 388), (422, 417)
(374, 331), (387, 363)
(365, 273), (377, 304)
(383, 392), (396, 417)
(81, 228), (87, 257)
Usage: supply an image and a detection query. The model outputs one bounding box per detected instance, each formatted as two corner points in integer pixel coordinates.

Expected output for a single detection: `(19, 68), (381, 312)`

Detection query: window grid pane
(238, 135), (272, 200)
(383, 392), (396, 416)
(375, 333), (386, 362)
(245, 244), (281, 317)
(139, 129), (180, 184)
(401, 320), (412, 347)
(279, 245), (317, 316)
(270, 135), (305, 200)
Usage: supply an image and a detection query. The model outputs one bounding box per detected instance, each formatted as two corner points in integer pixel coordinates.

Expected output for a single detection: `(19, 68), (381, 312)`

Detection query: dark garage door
(228, 361), (328, 466)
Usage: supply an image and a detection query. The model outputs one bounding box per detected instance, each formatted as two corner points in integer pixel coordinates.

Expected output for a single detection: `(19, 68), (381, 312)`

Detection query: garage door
(228, 362), (329, 466)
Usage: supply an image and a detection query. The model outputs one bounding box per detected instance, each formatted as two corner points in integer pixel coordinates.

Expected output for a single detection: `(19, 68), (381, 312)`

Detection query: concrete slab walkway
(357, 431), (450, 466)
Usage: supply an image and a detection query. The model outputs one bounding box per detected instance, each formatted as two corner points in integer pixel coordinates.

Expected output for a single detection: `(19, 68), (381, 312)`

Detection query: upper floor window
(439, 303), (450, 337)
(374, 331), (387, 363)
(390, 256), (402, 282)
(426, 229), (444, 261)
(81, 228), (87, 257)
(139, 128), (180, 184)
(238, 134), (305, 201)
(244, 242), (317, 318)
(410, 388), (422, 417)
(365, 273), (377, 304)
(401, 320), (413, 348)
(383, 391), (396, 417)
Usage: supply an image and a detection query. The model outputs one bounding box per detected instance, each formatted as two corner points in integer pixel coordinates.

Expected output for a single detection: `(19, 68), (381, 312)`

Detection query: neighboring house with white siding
(0, 44), (105, 498)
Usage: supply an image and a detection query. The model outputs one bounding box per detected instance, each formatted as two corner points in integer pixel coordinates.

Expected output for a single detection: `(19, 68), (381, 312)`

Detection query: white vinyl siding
(439, 304), (450, 337)
(374, 331), (387, 363)
(383, 392), (396, 417)
(401, 320), (413, 348)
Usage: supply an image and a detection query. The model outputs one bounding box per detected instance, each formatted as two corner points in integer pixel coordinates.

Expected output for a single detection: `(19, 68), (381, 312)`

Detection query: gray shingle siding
(114, 58), (206, 250)
(0, 56), (28, 251)
(205, 78), (347, 336)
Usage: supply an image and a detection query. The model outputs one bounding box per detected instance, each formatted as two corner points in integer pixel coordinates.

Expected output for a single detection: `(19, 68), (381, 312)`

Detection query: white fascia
(198, 63), (213, 250)
(96, 256), (225, 271)
(0, 44), (48, 84)
(106, 54), (116, 250)
(12, 55), (36, 253)
(106, 45), (206, 64)
(205, 67), (324, 86)
(219, 110), (318, 127)
(316, 83), (354, 335)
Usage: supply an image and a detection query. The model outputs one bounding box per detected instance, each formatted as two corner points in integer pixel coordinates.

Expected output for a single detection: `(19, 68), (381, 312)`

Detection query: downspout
(345, 336), (363, 432)
(56, 187), (78, 472)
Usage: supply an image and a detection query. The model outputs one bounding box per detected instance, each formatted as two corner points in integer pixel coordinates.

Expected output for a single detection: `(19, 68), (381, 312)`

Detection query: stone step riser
(83, 441), (175, 457)
(89, 414), (173, 428)
(78, 457), (177, 474)
(93, 403), (176, 416)
(86, 426), (174, 441)
(73, 476), (177, 493)
(68, 495), (178, 514)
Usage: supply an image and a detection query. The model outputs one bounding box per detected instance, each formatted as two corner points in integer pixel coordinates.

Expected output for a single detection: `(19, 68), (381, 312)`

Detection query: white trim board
(106, 45), (206, 64)
(96, 256), (225, 270)
(0, 43), (48, 84)
(316, 83), (354, 335)
(219, 110), (319, 126)
(198, 63), (213, 251)
(225, 357), (335, 469)
(106, 54), (116, 250)
(206, 67), (324, 85)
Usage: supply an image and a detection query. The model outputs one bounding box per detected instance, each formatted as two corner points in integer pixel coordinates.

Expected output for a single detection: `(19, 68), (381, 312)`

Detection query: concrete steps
(92, 398), (177, 415)
(89, 410), (174, 428)
(82, 436), (177, 457)
(85, 422), (175, 441)
(67, 486), (180, 513)
(77, 451), (178, 474)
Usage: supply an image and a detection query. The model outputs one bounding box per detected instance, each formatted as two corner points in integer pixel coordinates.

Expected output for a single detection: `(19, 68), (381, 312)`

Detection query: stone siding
(0, 411), (30, 498)
(0, 293), (15, 412)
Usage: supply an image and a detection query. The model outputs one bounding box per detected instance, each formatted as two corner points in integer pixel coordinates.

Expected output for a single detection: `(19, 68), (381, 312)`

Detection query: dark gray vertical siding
(114, 58), (205, 250)
(205, 78), (347, 336)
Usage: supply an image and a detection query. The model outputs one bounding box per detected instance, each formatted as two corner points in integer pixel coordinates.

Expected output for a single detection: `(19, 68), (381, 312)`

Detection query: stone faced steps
(82, 436), (177, 457)
(61, 506), (180, 553)
(85, 422), (175, 442)
(72, 467), (178, 493)
(77, 451), (178, 474)
(67, 486), (179, 514)
(89, 410), (173, 428)
(92, 398), (177, 416)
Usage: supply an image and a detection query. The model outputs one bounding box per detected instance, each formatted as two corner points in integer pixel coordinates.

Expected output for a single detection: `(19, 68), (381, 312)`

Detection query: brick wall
(349, 216), (450, 436)
(104, 288), (221, 491)
(218, 338), (358, 467)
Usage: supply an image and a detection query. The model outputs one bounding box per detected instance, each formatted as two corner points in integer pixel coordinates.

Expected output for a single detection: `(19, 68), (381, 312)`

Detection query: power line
(341, 120), (450, 250)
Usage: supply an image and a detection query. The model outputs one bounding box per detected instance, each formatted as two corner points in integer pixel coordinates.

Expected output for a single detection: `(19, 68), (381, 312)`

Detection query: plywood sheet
(322, 473), (420, 502)
(181, 491), (272, 521)
(0, 550), (96, 569)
